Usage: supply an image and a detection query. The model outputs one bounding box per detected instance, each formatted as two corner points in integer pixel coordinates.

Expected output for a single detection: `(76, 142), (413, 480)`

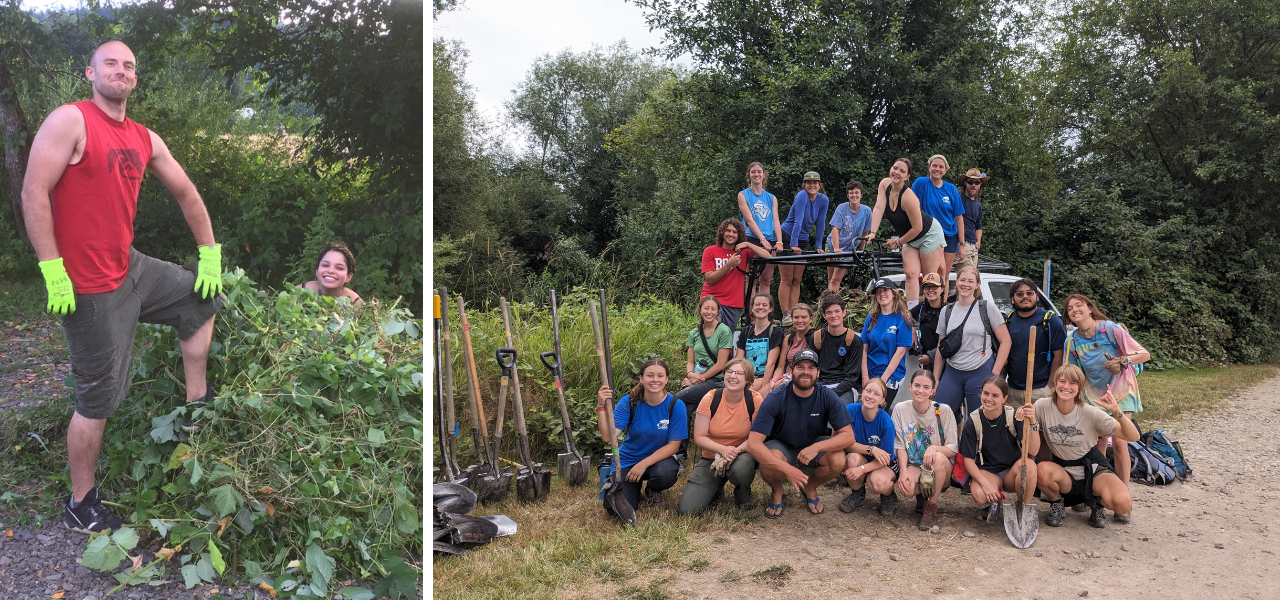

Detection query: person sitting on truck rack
(811, 292), (863, 404)
(700, 219), (769, 329)
(865, 157), (944, 306)
(825, 179), (873, 292)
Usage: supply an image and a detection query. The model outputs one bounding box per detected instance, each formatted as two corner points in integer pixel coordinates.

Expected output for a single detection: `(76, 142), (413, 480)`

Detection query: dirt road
(662, 377), (1280, 599)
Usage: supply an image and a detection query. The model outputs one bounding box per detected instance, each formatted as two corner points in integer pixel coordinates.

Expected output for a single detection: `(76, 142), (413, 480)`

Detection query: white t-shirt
(937, 298), (1005, 371)
(1034, 397), (1119, 479)
(892, 400), (959, 465)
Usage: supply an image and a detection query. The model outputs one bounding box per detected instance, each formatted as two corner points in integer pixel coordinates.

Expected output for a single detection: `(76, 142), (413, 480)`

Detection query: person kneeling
(747, 350), (855, 518)
(678, 358), (762, 514)
(839, 379), (899, 516)
(1035, 365), (1139, 528)
(958, 377), (1039, 523)
(892, 369), (958, 529)
(597, 359), (687, 512)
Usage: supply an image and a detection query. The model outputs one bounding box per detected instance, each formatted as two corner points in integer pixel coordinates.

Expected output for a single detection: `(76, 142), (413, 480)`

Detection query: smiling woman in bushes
(296, 242), (362, 302)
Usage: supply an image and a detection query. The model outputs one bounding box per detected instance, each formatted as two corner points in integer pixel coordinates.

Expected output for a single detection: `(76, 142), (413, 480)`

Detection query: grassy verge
(0, 277), (46, 323)
(1134, 363), (1279, 426)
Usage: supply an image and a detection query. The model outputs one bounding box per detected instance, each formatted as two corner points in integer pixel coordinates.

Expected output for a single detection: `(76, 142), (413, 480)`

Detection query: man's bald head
(89, 41), (135, 69)
(86, 41), (137, 104)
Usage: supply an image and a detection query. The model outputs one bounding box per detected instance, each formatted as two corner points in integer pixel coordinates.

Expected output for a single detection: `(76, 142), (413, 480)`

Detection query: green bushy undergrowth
(89, 270), (423, 596)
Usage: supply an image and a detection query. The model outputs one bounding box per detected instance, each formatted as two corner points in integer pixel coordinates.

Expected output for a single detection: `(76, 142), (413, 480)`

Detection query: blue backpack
(1141, 429), (1191, 480)
(1127, 438), (1177, 485)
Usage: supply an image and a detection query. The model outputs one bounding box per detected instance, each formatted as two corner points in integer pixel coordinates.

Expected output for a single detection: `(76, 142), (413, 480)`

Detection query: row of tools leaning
(433, 288), (636, 554)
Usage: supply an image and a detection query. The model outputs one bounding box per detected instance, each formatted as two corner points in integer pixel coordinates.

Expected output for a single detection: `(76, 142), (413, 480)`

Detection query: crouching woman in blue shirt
(597, 359), (689, 512)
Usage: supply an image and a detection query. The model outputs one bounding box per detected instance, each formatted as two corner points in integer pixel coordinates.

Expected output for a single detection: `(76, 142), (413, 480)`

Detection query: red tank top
(51, 100), (153, 294)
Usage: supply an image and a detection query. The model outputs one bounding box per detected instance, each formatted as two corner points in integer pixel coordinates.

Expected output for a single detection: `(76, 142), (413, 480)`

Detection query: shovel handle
(540, 350), (560, 372)
(496, 348), (517, 373)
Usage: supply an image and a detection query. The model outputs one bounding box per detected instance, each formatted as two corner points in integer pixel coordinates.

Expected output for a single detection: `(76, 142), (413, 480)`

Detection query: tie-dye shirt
(892, 401), (959, 466)
(1065, 321), (1146, 413)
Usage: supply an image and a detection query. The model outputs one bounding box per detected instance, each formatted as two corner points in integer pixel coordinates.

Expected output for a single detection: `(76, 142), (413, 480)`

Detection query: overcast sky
(433, 0), (682, 149)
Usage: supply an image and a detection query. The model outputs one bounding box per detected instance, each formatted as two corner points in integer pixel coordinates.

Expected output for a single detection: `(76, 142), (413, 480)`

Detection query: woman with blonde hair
(933, 265), (1010, 421)
(677, 357), (762, 514)
(1035, 365), (1139, 528)
(862, 277), (915, 406)
(768, 302), (816, 391)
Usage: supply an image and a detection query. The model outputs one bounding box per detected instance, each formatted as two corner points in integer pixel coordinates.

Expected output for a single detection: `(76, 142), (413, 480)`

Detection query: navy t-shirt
(751, 383), (851, 450)
(1005, 308), (1067, 389)
(961, 196), (983, 244)
(957, 408), (1026, 473)
(737, 323), (784, 377)
(861, 312), (914, 382)
(844, 403), (896, 455)
(613, 393), (688, 469)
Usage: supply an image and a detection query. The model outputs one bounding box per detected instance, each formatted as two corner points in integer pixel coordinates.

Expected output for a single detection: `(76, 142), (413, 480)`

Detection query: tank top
(740, 187), (777, 242)
(785, 331), (810, 368)
(51, 100), (154, 293)
(884, 183), (934, 242)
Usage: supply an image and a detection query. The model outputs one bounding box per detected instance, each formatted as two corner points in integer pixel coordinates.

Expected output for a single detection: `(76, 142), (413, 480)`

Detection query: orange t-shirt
(694, 389), (760, 459)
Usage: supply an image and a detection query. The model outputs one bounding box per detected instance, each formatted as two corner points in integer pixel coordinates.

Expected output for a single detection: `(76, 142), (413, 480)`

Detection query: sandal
(803, 491), (824, 515)
(764, 501), (785, 519)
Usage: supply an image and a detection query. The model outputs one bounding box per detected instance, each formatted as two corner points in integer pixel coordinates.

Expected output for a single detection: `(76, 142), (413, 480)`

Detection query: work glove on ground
(194, 244), (223, 299)
(38, 258), (75, 315)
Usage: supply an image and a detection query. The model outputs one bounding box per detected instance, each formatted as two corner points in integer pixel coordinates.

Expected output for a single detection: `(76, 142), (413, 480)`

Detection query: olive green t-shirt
(686, 323), (734, 376)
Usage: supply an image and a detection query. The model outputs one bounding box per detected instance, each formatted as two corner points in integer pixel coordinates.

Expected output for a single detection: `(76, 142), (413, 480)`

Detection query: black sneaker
(879, 493), (897, 517)
(180, 385), (216, 433)
(1045, 499), (1065, 527)
(63, 487), (124, 534)
(839, 488), (866, 513)
(1088, 501), (1107, 529)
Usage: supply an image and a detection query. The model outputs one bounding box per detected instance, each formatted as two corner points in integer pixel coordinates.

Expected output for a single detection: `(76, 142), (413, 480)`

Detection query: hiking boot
(63, 487), (124, 534)
(1045, 499), (1065, 527)
(839, 488), (866, 513)
(879, 493), (897, 517)
(986, 501), (1003, 524)
(1088, 501), (1107, 529)
(1071, 502), (1088, 513)
(781, 313), (793, 327)
(914, 494), (926, 514)
(644, 486), (664, 506)
(919, 498), (939, 529)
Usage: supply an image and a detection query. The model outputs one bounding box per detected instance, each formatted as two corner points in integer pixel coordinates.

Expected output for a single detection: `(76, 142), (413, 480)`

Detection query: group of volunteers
(596, 157), (1152, 535)
(20, 41), (363, 534)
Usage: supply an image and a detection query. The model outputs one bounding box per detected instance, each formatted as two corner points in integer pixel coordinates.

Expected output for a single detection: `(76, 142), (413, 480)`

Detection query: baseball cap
(803, 171), (821, 182)
(793, 349), (819, 367)
(921, 273), (943, 288)
(870, 277), (897, 292)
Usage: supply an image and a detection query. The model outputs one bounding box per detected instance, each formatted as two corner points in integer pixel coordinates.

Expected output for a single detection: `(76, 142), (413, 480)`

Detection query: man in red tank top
(20, 41), (224, 533)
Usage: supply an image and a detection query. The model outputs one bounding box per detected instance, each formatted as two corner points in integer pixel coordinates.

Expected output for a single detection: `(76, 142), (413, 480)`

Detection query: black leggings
(603, 456), (681, 515)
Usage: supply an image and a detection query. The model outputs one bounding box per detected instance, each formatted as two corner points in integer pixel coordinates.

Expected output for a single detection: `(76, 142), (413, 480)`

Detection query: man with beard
(22, 41), (224, 533)
(1004, 278), (1065, 405)
(747, 350), (855, 517)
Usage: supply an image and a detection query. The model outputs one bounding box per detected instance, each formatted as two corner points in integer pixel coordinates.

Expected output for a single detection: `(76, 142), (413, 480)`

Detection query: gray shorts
(903, 219), (945, 254)
(764, 437), (831, 469)
(61, 248), (224, 419)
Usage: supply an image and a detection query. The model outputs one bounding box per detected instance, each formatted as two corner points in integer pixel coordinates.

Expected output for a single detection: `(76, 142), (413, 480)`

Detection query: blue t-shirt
(740, 188), (778, 242)
(825, 202), (872, 252)
(911, 177), (965, 237)
(861, 312), (914, 382)
(751, 383), (851, 450)
(1006, 308), (1067, 390)
(961, 196), (983, 244)
(844, 403), (897, 455)
(779, 191), (829, 243)
(613, 393), (688, 469)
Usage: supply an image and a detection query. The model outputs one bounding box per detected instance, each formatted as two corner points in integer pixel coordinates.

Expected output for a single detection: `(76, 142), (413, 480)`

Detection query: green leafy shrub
(86, 269), (422, 594)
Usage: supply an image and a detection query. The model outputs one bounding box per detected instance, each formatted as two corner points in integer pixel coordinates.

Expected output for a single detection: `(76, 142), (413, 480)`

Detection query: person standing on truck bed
(912, 155), (966, 300)
(866, 158), (944, 307)
(957, 169), (986, 271)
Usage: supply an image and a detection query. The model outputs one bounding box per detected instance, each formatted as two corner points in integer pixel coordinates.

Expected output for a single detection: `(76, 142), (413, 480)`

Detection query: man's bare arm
(147, 130), (214, 246)
(21, 105), (85, 261)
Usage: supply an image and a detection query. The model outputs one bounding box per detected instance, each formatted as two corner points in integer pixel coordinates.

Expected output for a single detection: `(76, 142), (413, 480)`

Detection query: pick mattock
(1004, 325), (1040, 548)
(438, 287), (465, 485)
(590, 298), (636, 525)
(457, 295), (511, 503)
(545, 289), (590, 486)
(433, 293), (456, 483)
(499, 298), (552, 503)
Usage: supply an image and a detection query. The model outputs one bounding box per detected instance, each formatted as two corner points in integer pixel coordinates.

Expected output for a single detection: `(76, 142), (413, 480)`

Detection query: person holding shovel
(958, 377), (1039, 523)
(892, 369), (959, 529)
(677, 358), (762, 514)
(838, 378), (899, 516)
(22, 41), (224, 533)
(597, 359), (687, 510)
(747, 349), (855, 518)
(1034, 365), (1139, 528)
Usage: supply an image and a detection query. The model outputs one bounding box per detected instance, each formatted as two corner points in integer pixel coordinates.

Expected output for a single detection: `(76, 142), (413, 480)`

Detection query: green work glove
(194, 244), (223, 299)
(38, 257), (76, 315)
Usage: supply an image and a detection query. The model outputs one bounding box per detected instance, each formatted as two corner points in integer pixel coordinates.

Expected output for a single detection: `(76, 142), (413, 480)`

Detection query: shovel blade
(516, 465), (552, 503)
(567, 456), (590, 487)
(604, 482), (637, 525)
(470, 468), (512, 505)
(1002, 501), (1040, 549)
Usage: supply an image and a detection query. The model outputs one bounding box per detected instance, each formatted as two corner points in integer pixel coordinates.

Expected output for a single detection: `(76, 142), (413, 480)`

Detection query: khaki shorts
(61, 248), (224, 419)
(1006, 386), (1052, 406)
(957, 242), (980, 270)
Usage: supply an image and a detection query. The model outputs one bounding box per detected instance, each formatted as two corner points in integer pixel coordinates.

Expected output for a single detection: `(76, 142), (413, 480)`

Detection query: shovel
(1004, 326), (1040, 548)
(438, 287), (464, 485)
(434, 294), (458, 483)
(457, 295), (511, 503)
(499, 298), (552, 503)
(590, 299), (636, 525)
(545, 289), (590, 486)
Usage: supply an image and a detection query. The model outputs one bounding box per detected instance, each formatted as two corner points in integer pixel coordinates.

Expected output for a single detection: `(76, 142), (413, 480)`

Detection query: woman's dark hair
(818, 291), (845, 317)
(846, 180), (864, 192)
(981, 375), (1010, 399)
(316, 241), (356, 275)
(629, 358), (670, 407)
(893, 157), (913, 174)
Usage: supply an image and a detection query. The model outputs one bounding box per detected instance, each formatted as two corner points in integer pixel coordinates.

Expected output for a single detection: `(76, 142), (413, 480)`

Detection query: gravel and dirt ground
(654, 379), (1280, 599)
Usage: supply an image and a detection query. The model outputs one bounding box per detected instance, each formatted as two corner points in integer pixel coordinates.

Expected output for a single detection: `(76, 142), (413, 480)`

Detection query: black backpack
(709, 388), (758, 421)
